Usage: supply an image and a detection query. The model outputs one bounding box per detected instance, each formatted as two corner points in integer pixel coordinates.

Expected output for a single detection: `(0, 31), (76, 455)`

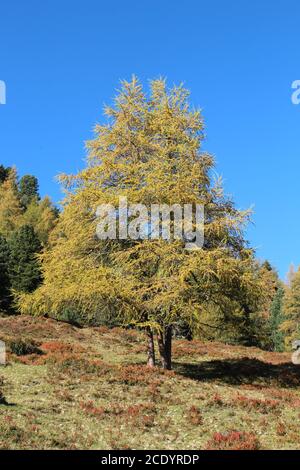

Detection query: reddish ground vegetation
(234, 394), (280, 413)
(206, 431), (261, 450)
(80, 401), (106, 418)
(113, 364), (175, 386)
(79, 399), (157, 428)
(10, 340), (89, 366)
(276, 422), (287, 436)
(186, 405), (203, 425)
(0, 316), (84, 342)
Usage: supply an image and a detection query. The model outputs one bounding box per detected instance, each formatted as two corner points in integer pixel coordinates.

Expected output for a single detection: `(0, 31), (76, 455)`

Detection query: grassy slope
(0, 316), (300, 450)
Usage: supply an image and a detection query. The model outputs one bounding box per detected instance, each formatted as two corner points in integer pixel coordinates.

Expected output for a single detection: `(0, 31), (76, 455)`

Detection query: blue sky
(0, 0), (299, 278)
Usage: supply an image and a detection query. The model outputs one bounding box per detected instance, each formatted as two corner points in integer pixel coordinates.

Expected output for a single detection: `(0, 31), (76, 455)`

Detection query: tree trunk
(157, 325), (172, 370)
(146, 327), (156, 367)
(165, 325), (172, 368)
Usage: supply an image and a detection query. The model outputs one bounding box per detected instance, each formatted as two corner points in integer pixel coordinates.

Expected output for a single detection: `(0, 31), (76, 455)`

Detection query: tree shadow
(0, 399), (16, 407)
(174, 357), (300, 388)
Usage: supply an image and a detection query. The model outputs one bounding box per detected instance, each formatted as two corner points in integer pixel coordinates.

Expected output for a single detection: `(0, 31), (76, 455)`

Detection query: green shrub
(9, 338), (42, 356)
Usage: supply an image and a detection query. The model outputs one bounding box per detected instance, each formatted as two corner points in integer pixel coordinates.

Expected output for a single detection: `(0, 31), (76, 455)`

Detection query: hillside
(0, 316), (300, 450)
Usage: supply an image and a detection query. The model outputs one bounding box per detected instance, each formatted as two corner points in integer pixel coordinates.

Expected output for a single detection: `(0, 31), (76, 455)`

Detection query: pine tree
(9, 225), (42, 293)
(0, 167), (57, 244)
(250, 261), (280, 348)
(0, 234), (11, 311)
(269, 286), (285, 352)
(22, 196), (58, 245)
(0, 167), (56, 313)
(0, 168), (23, 237)
(281, 266), (300, 346)
(17, 78), (263, 369)
(0, 165), (11, 184)
(19, 175), (40, 208)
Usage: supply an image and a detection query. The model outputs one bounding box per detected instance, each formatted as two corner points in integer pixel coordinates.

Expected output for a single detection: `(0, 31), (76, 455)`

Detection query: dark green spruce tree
(19, 175), (40, 208)
(0, 165), (11, 185)
(0, 234), (11, 311)
(269, 286), (285, 352)
(8, 225), (42, 293)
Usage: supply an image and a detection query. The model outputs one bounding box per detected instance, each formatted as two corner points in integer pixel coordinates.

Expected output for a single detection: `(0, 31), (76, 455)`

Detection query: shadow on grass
(0, 399), (15, 407)
(174, 357), (300, 388)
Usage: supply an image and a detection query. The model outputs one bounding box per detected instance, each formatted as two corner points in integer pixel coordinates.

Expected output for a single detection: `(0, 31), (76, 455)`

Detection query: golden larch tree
(18, 78), (263, 369)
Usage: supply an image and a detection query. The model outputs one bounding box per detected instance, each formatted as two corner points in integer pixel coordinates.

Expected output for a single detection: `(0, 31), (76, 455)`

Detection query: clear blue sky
(0, 0), (299, 278)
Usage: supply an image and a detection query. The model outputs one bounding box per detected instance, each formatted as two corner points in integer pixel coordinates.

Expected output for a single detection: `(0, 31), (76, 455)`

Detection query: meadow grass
(0, 316), (300, 450)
